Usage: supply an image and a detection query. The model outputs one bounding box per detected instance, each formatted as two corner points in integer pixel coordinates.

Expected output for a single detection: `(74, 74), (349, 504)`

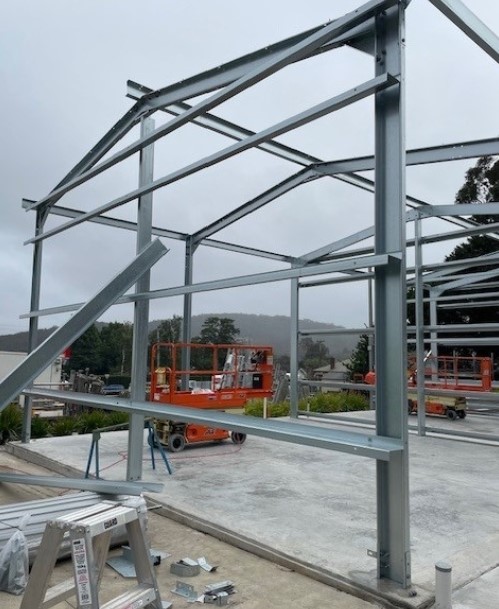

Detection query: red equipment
(364, 355), (492, 420)
(150, 342), (273, 451)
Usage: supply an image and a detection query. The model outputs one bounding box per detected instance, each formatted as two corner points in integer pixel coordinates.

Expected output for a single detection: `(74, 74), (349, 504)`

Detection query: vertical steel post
(289, 277), (299, 418)
(367, 268), (375, 410)
(181, 238), (196, 389)
(22, 208), (48, 443)
(414, 215), (426, 435)
(127, 117), (155, 481)
(429, 288), (439, 368)
(374, 4), (411, 587)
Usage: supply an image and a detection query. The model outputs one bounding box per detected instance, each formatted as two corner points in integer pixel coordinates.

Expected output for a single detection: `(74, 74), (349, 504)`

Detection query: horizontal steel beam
(0, 473), (163, 495)
(312, 138), (499, 175)
(299, 272), (374, 287)
(438, 300), (499, 309)
(299, 327), (374, 336)
(26, 74), (396, 246)
(22, 200), (296, 264)
(407, 290), (499, 304)
(22, 253), (388, 320)
(407, 337), (499, 346)
(23, 389), (403, 461)
(417, 202), (499, 218)
(0, 240), (167, 410)
(406, 323), (499, 333)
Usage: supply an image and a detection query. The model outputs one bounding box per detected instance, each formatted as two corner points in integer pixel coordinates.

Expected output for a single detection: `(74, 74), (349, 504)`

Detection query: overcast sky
(1, 0), (498, 339)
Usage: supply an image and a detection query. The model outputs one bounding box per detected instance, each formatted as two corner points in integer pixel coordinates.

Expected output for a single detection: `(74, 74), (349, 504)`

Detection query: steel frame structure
(1, 0), (496, 593)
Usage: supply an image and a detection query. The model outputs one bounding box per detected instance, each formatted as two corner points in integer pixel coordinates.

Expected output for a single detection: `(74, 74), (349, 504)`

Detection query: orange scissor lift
(406, 355), (492, 420)
(365, 355), (492, 420)
(150, 342), (274, 451)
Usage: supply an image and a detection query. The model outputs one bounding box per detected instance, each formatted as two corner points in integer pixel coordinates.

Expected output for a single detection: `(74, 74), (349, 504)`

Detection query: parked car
(101, 384), (125, 396)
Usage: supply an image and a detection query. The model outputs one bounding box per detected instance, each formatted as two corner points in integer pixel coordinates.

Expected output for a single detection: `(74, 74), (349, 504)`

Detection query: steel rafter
(428, 0), (499, 64)
(26, 73), (395, 245)
(27, 0), (394, 214)
(192, 167), (318, 244)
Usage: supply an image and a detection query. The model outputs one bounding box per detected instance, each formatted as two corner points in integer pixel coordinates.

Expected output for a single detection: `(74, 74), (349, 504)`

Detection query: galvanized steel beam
(27, 0), (394, 214)
(23, 389), (404, 461)
(373, 5), (410, 587)
(26, 73), (396, 246)
(192, 168), (317, 243)
(22, 200), (296, 265)
(128, 117), (155, 482)
(0, 239), (167, 411)
(429, 0), (499, 64)
(22, 254), (387, 321)
(0, 472), (163, 495)
(312, 137), (499, 175)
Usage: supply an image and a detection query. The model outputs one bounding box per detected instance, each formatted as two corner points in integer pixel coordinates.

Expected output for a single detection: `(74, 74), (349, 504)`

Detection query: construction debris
(171, 580), (198, 601)
(170, 557), (201, 577)
(197, 556), (218, 572)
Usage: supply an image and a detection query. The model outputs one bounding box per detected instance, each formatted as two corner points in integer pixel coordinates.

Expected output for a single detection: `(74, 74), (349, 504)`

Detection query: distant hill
(0, 315), (359, 359)
(0, 327), (57, 353)
(149, 313), (358, 358)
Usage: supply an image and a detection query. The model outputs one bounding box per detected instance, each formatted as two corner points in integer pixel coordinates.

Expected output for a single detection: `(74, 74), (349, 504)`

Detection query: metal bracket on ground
(171, 581), (198, 601)
(107, 545), (170, 578)
(170, 557), (201, 577)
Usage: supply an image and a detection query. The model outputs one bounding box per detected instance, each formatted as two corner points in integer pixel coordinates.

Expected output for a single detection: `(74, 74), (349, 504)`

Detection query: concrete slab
(0, 451), (379, 609)
(6, 411), (499, 608)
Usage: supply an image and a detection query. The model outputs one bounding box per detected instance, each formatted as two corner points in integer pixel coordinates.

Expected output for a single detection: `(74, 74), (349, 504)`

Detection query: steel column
(21, 208), (48, 443)
(414, 216), (426, 435)
(289, 278), (300, 418)
(127, 117), (155, 481)
(374, 4), (410, 587)
(181, 237), (197, 388)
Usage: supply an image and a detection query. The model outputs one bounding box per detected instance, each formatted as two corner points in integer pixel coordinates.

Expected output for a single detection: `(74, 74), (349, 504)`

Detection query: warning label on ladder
(72, 538), (92, 606)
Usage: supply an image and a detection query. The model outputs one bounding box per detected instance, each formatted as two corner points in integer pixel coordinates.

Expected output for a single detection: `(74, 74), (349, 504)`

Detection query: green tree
(440, 156), (499, 358)
(152, 315), (183, 344)
(99, 322), (133, 374)
(192, 317), (240, 370)
(298, 337), (330, 376)
(346, 334), (370, 381)
(195, 317), (240, 344)
(68, 324), (102, 372)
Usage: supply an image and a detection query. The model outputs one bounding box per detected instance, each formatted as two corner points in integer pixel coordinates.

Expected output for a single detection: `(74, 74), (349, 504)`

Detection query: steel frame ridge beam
(134, 20), (378, 114)
(0, 239), (167, 411)
(21, 253), (389, 320)
(312, 137), (499, 175)
(27, 0), (394, 214)
(429, 0), (499, 64)
(0, 473), (163, 495)
(26, 73), (396, 246)
(23, 388), (403, 461)
(22, 200), (296, 264)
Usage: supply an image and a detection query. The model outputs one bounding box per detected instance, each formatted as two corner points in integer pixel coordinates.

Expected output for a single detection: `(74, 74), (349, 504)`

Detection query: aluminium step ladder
(21, 499), (163, 609)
